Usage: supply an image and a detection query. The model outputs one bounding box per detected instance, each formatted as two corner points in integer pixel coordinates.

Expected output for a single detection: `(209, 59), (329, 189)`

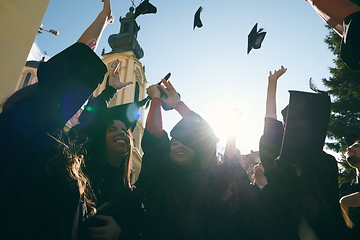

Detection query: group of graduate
(2, 0), (360, 239)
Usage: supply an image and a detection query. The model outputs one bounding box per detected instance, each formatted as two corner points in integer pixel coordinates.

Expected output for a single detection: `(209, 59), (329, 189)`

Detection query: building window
(134, 82), (140, 102)
(22, 72), (32, 88)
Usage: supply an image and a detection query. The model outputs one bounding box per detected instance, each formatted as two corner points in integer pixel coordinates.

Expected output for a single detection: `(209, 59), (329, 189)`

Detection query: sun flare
(206, 104), (261, 155)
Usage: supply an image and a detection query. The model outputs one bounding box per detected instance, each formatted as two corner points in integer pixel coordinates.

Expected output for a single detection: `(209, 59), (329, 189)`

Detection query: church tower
(97, 7), (147, 183)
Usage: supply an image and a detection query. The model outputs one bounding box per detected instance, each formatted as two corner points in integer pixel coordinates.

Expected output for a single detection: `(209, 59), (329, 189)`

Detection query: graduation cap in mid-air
(134, 0), (157, 19)
(193, 6), (203, 29)
(247, 23), (266, 54)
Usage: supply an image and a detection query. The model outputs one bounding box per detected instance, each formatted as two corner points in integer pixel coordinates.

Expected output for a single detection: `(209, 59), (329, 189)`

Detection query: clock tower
(97, 7), (147, 183)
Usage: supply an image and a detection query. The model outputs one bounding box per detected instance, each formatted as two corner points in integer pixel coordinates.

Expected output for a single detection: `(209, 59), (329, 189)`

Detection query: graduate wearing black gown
(70, 61), (146, 239)
(259, 66), (352, 239)
(136, 78), (224, 240)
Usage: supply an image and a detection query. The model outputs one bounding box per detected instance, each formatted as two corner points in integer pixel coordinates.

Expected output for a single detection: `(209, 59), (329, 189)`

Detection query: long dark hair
(86, 119), (134, 190)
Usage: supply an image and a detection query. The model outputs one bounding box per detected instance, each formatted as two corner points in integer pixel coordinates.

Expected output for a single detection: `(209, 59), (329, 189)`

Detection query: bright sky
(30, 0), (336, 155)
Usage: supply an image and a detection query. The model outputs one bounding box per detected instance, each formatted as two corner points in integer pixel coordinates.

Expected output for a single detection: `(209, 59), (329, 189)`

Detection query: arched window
(134, 82), (140, 101)
(22, 72), (32, 88)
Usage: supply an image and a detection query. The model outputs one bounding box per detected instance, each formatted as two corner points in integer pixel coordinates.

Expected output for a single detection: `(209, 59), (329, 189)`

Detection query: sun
(206, 104), (262, 155)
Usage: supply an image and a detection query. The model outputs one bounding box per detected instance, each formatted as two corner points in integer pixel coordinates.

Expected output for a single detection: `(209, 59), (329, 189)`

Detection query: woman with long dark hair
(71, 63), (146, 239)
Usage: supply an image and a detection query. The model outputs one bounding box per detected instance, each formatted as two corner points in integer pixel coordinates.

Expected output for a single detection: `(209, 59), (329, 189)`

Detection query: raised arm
(224, 134), (236, 160)
(79, 59), (132, 124)
(108, 59), (133, 91)
(265, 66), (287, 121)
(260, 66), (288, 183)
(305, 0), (360, 36)
(145, 83), (163, 138)
(77, 0), (114, 50)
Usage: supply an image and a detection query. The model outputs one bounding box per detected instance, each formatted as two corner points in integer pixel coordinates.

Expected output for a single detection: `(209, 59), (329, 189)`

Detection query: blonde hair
(341, 205), (354, 228)
(47, 132), (96, 215)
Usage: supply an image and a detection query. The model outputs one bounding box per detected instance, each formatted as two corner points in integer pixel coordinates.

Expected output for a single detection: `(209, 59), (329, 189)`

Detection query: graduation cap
(170, 112), (218, 150)
(37, 42), (106, 87)
(70, 96), (148, 152)
(38, 43), (107, 123)
(170, 112), (218, 168)
(276, 90), (331, 166)
(107, 97), (149, 131)
(193, 6), (203, 29)
(134, 0), (157, 19)
(340, 11), (360, 70)
(247, 23), (266, 54)
(14, 43), (107, 127)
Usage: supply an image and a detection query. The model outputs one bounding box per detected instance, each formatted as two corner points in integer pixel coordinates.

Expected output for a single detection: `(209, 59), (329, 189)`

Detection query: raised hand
(158, 78), (181, 109)
(268, 65), (287, 85)
(146, 84), (161, 99)
(102, 0), (114, 24)
(108, 59), (133, 90)
(266, 65), (287, 118)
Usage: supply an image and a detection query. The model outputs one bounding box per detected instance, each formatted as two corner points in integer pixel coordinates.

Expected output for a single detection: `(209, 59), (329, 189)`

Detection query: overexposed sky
(32, 0), (336, 155)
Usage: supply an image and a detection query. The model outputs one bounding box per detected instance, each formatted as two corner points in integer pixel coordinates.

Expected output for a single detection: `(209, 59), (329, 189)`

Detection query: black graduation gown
(83, 162), (145, 240)
(0, 42), (106, 240)
(136, 129), (221, 240)
(259, 117), (352, 240)
(71, 85), (145, 240)
(211, 159), (251, 240)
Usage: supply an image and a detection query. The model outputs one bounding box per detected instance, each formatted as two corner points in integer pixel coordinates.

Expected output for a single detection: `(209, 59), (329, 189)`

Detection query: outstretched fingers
(161, 78), (176, 92)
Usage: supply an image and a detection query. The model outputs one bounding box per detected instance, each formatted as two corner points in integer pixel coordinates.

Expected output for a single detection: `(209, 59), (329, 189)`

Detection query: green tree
(322, 1), (360, 184)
